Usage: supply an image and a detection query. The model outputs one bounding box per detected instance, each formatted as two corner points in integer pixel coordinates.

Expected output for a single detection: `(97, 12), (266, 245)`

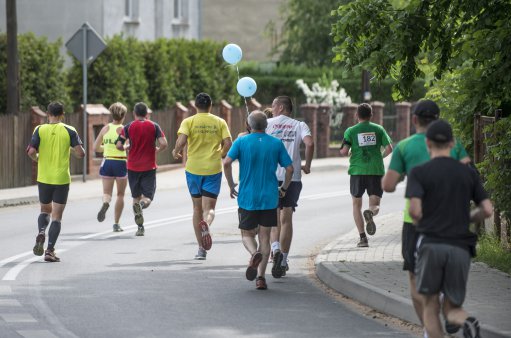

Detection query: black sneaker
(33, 233), (45, 256)
(133, 202), (144, 226)
(463, 317), (480, 338)
(363, 210), (376, 236)
(272, 250), (284, 278)
(281, 262), (289, 277)
(135, 226), (145, 236)
(445, 320), (461, 334)
(357, 237), (369, 247)
(97, 202), (109, 222)
(112, 224), (123, 232)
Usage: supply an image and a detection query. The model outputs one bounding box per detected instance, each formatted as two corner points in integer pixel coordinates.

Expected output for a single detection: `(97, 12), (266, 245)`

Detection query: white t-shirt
(266, 115), (311, 181)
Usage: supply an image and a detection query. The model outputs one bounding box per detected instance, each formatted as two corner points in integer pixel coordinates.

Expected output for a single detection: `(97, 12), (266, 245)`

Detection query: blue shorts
(185, 171), (222, 199)
(99, 159), (128, 179)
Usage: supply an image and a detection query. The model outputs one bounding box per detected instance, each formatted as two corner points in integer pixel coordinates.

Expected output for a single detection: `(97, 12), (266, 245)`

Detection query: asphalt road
(0, 169), (414, 338)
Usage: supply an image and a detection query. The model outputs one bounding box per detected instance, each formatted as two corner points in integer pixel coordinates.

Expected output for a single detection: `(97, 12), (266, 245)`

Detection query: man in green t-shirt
(382, 99), (470, 335)
(26, 102), (85, 263)
(340, 103), (393, 247)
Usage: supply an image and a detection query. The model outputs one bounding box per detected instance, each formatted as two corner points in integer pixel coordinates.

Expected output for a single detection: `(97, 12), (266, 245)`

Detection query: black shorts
(402, 222), (419, 272)
(278, 181), (302, 211)
(415, 241), (471, 306)
(238, 208), (277, 230)
(350, 175), (383, 198)
(38, 182), (70, 205)
(128, 169), (156, 200)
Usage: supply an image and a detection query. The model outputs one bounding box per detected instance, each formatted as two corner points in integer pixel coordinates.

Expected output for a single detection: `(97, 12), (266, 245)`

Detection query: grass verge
(475, 235), (511, 274)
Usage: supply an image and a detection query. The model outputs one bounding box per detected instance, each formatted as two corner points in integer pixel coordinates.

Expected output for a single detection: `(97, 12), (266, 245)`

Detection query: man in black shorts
(407, 120), (492, 338)
(26, 102), (85, 262)
(340, 103), (393, 247)
(224, 111), (293, 290)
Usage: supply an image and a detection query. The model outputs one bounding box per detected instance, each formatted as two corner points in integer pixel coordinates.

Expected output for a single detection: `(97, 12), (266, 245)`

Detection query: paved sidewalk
(316, 212), (511, 338)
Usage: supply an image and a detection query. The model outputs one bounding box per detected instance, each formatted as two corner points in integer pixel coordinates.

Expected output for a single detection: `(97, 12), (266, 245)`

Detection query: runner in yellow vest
(26, 101), (85, 262)
(93, 102), (128, 232)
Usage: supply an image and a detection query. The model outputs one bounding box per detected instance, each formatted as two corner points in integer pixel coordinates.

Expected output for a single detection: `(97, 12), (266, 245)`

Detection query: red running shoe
(246, 251), (263, 281)
(256, 276), (267, 290)
(199, 220), (212, 250)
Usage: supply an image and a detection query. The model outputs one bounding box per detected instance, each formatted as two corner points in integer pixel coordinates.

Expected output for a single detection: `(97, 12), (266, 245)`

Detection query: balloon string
(236, 65), (249, 116)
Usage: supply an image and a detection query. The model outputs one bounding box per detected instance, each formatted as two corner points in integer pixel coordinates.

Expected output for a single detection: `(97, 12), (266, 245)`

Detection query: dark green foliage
(277, 0), (350, 67)
(67, 35), (149, 111)
(0, 33), (69, 113)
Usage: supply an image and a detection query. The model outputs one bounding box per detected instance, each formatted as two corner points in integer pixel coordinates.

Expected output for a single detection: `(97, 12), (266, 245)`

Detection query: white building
(0, 0), (201, 43)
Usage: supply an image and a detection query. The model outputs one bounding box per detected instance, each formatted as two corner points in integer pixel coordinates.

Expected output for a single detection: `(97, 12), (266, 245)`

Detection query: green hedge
(0, 33), (69, 113)
(238, 63), (426, 108)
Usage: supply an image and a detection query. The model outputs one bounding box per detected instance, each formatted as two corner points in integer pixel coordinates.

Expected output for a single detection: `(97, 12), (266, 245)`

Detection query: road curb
(315, 247), (509, 338)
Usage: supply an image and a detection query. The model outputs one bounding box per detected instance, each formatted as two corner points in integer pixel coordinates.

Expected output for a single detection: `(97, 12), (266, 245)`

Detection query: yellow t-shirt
(177, 113), (231, 175)
(30, 123), (82, 185)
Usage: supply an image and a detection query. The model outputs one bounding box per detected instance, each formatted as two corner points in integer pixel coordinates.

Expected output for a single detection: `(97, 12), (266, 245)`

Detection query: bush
(0, 33), (69, 113)
(67, 35), (149, 111)
(475, 235), (511, 274)
(239, 62), (426, 107)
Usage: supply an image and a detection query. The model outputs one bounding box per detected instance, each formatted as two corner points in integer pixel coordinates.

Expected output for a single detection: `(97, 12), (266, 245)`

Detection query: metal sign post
(65, 22), (106, 182)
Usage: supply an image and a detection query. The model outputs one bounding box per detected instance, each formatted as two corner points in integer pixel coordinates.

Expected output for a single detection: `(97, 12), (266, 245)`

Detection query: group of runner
(27, 96), (490, 337)
(342, 100), (491, 338)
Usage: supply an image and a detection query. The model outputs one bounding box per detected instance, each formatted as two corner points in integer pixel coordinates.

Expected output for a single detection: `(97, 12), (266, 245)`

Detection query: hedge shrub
(0, 33), (69, 113)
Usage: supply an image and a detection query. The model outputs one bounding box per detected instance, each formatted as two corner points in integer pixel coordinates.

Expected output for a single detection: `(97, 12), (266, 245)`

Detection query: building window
(172, 0), (188, 24)
(125, 0), (140, 23)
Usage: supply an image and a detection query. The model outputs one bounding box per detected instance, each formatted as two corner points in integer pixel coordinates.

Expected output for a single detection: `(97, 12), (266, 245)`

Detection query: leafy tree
(276, 0), (350, 66)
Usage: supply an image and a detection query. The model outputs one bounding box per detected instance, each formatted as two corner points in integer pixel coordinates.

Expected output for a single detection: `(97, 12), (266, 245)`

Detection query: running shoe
(255, 276), (267, 290)
(357, 237), (369, 247)
(33, 232), (45, 256)
(246, 251), (263, 281)
(112, 224), (123, 232)
(133, 202), (144, 226)
(194, 248), (207, 260)
(272, 250), (284, 278)
(44, 248), (60, 262)
(199, 220), (212, 251)
(97, 202), (109, 222)
(135, 226), (145, 236)
(281, 262), (289, 277)
(463, 317), (480, 338)
(363, 210), (376, 236)
(445, 320), (461, 334)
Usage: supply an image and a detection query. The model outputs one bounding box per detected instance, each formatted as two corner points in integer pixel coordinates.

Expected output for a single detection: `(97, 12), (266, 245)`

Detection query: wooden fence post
(30, 107), (46, 184)
(220, 100), (232, 130)
(175, 102), (189, 166)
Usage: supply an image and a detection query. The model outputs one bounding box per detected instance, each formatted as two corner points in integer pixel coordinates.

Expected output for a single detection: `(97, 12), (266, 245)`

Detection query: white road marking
(0, 313), (37, 323)
(0, 299), (21, 306)
(17, 331), (59, 338)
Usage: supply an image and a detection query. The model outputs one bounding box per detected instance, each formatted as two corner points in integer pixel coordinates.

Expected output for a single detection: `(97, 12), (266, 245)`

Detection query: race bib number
(357, 132), (376, 146)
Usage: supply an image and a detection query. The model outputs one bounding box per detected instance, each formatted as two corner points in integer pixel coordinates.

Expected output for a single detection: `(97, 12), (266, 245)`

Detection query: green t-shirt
(343, 121), (392, 175)
(30, 123), (82, 185)
(388, 132), (469, 222)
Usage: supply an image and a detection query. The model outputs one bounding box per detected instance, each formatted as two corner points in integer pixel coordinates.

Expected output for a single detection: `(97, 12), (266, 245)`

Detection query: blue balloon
(237, 77), (257, 97)
(222, 43), (242, 65)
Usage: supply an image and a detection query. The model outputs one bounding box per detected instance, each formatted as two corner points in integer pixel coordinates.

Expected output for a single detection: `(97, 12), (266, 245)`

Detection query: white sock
(271, 241), (280, 253)
(423, 330), (428, 338)
(281, 252), (288, 266)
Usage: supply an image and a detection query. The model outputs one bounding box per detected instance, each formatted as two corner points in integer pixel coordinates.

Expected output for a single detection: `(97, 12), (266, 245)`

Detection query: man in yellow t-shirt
(172, 93), (232, 260)
(26, 102), (85, 262)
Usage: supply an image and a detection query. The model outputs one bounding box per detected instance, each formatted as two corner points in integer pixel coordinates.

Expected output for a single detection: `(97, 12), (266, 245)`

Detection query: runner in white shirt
(266, 96), (314, 278)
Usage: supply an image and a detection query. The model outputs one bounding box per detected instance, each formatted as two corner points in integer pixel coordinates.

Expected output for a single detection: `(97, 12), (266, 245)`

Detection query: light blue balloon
(237, 77), (257, 97)
(222, 43), (242, 65)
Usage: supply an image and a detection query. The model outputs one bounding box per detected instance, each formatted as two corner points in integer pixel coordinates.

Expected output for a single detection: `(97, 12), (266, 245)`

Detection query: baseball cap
(413, 99), (440, 118)
(426, 119), (453, 143)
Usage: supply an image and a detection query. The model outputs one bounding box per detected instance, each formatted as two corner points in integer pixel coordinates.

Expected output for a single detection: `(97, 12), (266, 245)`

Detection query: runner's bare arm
(222, 156), (238, 198)
(470, 199), (493, 222)
(220, 137), (232, 159)
(27, 147), (38, 162)
(382, 169), (402, 192)
(301, 135), (314, 174)
(382, 144), (393, 158)
(339, 144), (350, 157)
(93, 125), (109, 153)
(279, 164), (294, 198)
(116, 135), (127, 151)
(172, 134), (188, 159)
(408, 197), (422, 223)
(156, 136), (168, 154)
(71, 144), (85, 159)
(460, 156), (471, 164)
